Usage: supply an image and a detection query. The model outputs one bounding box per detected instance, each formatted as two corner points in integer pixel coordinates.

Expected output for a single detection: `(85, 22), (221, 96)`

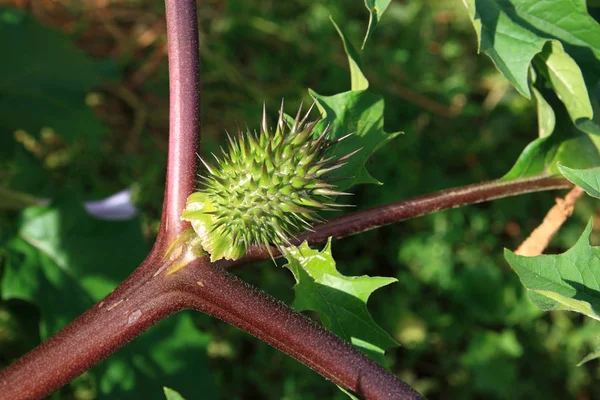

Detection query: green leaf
(531, 85), (555, 139)
(164, 387), (187, 400)
(463, 0), (548, 97)
(309, 89), (402, 189)
(0, 7), (115, 159)
(502, 93), (600, 179)
(504, 220), (600, 321)
(534, 41), (593, 125)
(577, 348), (600, 366)
(283, 240), (398, 366)
(463, 0), (600, 97)
(330, 16), (368, 91)
(362, 0), (392, 49)
(1, 199), (217, 399)
(558, 164), (600, 198)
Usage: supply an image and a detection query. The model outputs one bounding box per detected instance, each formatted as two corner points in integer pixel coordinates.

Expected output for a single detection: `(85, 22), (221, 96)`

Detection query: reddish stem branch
(0, 247), (182, 400)
(175, 260), (422, 400)
(0, 1), (576, 399)
(160, 0), (201, 242)
(225, 175), (572, 267)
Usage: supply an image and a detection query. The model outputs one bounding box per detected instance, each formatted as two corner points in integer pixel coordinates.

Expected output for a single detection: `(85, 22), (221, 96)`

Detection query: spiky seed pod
(182, 101), (355, 262)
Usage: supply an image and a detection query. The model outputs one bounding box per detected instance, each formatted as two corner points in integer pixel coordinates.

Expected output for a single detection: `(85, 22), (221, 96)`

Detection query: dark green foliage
(2, 1), (600, 399)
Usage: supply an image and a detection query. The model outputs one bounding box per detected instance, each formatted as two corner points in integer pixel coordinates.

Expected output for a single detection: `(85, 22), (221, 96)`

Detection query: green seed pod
(182, 102), (356, 262)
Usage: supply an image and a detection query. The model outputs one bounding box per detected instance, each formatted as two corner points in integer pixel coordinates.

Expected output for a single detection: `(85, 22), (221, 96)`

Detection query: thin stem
(161, 0), (201, 242)
(223, 175), (572, 267)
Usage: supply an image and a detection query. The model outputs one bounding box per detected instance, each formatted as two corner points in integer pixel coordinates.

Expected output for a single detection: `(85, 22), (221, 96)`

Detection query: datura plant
(182, 102), (358, 261)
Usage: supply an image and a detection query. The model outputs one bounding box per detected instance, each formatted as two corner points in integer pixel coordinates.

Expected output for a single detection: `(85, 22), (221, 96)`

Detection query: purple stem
(160, 0), (201, 242)
(223, 176), (571, 267)
(0, 1), (423, 399)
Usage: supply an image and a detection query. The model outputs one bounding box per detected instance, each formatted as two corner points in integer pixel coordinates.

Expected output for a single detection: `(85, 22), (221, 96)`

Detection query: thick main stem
(175, 259), (422, 400)
(160, 0), (201, 242)
(0, 247), (185, 400)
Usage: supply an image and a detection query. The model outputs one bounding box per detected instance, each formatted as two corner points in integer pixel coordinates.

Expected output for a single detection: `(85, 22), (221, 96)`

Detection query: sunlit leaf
(463, 0), (600, 97)
(330, 16), (368, 91)
(505, 220), (600, 321)
(284, 240), (398, 366)
(309, 89), (402, 189)
(362, 0), (392, 49)
(558, 164), (600, 198)
(164, 387), (187, 400)
(534, 41), (593, 127)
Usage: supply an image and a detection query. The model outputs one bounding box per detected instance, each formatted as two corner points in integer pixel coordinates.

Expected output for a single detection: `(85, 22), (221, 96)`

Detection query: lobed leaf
(284, 240), (398, 366)
(310, 89), (402, 190)
(505, 220), (600, 321)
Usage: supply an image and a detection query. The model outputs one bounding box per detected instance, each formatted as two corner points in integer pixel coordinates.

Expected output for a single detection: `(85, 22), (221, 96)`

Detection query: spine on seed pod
(181, 101), (358, 261)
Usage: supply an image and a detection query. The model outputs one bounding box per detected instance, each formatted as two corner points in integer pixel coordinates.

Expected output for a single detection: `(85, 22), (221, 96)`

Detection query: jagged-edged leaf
(1, 199), (217, 399)
(309, 89), (402, 189)
(505, 220), (600, 321)
(284, 240), (398, 366)
(330, 16), (368, 91)
(463, 0), (600, 97)
(164, 387), (187, 400)
(362, 0), (392, 49)
(558, 164), (600, 198)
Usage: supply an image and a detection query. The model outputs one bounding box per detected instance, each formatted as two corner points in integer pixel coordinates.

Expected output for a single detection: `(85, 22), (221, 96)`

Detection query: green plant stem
(223, 175), (572, 267)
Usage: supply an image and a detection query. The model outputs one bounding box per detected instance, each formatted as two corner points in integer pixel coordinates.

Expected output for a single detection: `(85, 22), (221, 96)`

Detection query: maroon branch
(0, 1), (422, 399)
(224, 175), (571, 267)
(160, 0), (201, 243)
(0, 1), (573, 399)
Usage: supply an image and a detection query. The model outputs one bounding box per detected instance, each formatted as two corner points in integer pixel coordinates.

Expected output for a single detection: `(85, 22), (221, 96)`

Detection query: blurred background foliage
(1, 0), (600, 399)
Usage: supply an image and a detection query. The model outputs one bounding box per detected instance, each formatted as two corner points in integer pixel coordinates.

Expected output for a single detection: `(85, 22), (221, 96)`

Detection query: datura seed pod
(182, 101), (357, 262)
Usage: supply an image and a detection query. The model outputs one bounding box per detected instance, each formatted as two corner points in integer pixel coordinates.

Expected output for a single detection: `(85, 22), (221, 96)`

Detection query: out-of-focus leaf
(1, 199), (217, 399)
(460, 329), (523, 397)
(309, 89), (401, 189)
(463, 0), (600, 97)
(164, 387), (187, 400)
(284, 240), (398, 366)
(0, 7), (115, 158)
(95, 312), (216, 400)
(558, 164), (600, 198)
(330, 16), (368, 91)
(505, 220), (600, 321)
(578, 347), (600, 366)
(362, 0), (392, 49)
